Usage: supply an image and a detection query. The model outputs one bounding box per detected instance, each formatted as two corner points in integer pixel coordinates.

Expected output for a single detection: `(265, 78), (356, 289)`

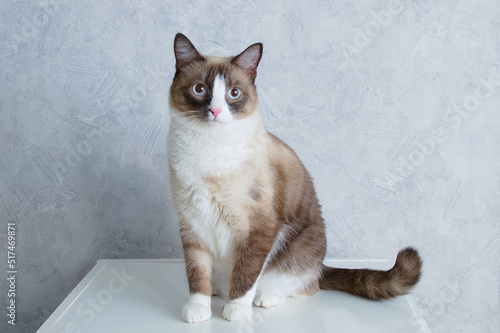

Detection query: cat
(167, 33), (422, 323)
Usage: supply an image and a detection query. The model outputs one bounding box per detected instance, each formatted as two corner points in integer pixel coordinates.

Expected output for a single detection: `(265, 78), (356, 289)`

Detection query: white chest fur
(167, 113), (261, 259)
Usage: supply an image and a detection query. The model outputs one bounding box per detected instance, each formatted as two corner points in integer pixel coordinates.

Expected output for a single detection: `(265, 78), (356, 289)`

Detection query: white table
(38, 259), (431, 333)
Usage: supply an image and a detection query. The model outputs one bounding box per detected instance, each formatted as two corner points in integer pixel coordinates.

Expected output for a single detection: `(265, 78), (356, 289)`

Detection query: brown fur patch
(179, 221), (213, 296)
(229, 210), (281, 300)
(248, 180), (262, 201)
(183, 246), (212, 296)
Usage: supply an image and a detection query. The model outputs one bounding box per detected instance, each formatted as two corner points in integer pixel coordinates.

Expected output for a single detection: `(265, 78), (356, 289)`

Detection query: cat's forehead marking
(209, 74), (233, 124)
(212, 74), (226, 98)
(210, 74), (227, 111)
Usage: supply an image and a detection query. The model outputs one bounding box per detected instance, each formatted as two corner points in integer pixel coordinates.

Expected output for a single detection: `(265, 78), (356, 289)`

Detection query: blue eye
(192, 83), (206, 96)
(227, 88), (241, 100)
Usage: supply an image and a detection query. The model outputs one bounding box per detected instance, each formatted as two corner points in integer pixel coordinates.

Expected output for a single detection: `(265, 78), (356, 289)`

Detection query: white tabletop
(38, 259), (431, 333)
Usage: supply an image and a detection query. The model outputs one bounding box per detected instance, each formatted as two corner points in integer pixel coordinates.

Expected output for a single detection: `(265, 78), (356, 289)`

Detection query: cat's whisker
(170, 116), (201, 130)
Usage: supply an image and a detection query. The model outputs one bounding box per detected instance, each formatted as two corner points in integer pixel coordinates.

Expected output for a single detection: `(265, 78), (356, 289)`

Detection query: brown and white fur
(167, 33), (422, 323)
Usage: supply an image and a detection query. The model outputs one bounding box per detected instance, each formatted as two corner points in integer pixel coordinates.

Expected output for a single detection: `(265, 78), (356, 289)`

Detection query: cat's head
(169, 33), (263, 125)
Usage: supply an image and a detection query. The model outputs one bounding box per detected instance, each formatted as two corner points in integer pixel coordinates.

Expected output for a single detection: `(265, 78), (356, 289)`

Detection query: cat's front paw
(182, 303), (212, 323)
(222, 301), (252, 322)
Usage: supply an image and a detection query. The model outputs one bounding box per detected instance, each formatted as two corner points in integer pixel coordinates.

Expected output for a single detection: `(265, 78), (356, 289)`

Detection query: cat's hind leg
(254, 269), (320, 308)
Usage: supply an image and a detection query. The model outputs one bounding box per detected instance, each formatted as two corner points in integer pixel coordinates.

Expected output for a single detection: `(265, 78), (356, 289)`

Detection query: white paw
(222, 301), (252, 322)
(182, 303), (212, 323)
(253, 291), (285, 308)
(253, 297), (283, 308)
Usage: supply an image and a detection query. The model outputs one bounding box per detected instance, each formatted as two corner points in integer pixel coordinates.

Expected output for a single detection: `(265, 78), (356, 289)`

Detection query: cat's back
(266, 131), (323, 223)
(267, 132), (312, 188)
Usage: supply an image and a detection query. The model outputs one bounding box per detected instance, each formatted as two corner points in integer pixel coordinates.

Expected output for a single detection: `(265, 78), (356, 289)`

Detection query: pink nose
(210, 108), (222, 118)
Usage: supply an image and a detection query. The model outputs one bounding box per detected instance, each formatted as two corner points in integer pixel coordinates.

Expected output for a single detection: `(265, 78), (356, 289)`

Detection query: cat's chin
(207, 119), (232, 126)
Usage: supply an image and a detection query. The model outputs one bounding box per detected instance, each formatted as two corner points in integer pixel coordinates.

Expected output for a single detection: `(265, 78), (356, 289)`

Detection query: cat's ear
(174, 33), (205, 72)
(231, 43), (263, 81)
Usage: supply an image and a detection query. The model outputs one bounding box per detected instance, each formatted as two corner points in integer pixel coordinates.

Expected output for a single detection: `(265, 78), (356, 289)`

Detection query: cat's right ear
(174, 33), (205, 72)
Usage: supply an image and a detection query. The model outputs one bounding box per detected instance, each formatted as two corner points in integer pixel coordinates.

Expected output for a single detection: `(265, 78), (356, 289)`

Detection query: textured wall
(0, 0), (499, 332)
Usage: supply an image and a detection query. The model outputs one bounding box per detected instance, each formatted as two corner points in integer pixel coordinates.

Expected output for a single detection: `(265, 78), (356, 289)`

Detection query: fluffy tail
(319, 247), (422, 300)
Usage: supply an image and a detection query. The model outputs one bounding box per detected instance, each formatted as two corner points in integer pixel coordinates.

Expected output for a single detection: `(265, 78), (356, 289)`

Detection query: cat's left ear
(231, 43), (263, 82)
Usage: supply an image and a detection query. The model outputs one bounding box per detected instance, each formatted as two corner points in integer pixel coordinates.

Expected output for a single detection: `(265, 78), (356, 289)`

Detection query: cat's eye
(192, 83), (206, 96)
(227, 88), (241, 100)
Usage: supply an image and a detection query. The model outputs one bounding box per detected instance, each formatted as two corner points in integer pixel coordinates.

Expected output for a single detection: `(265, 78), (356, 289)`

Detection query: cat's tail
(318, 247), (422, 300)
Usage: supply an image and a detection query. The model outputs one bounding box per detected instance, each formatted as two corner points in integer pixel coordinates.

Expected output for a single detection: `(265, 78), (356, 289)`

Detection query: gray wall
(1, 1), (499, 332)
